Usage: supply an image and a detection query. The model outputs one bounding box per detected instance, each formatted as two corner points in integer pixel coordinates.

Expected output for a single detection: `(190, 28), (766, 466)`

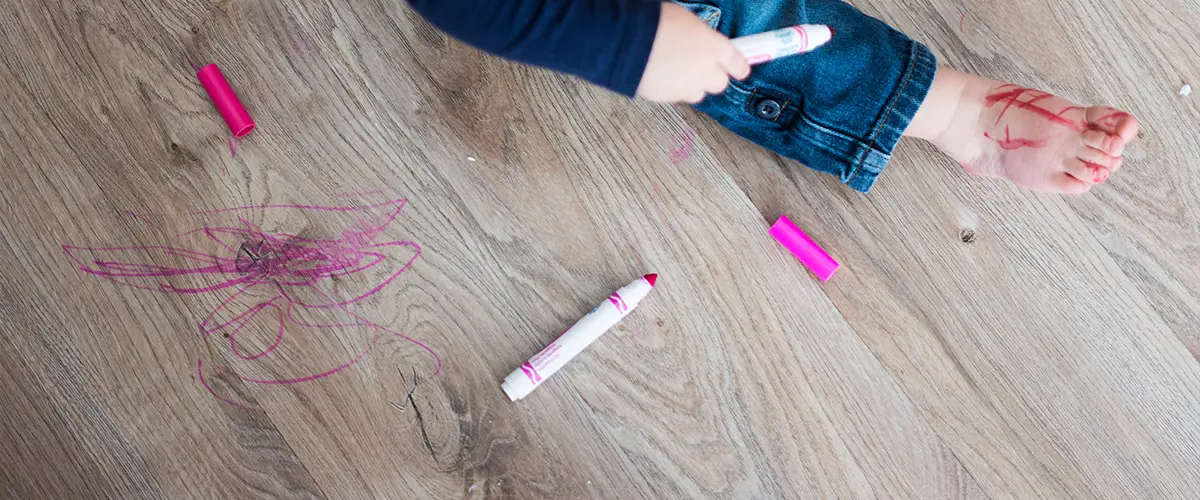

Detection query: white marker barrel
(732, 25), (834, 65)
(502, 274), (657, 401)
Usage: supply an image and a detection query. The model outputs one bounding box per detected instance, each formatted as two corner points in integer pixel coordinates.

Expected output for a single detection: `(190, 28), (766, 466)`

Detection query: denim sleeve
(406, 0), (661, 97)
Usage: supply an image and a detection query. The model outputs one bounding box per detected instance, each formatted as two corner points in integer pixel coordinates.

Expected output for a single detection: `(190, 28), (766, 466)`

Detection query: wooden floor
(2, 0), (1199, 498)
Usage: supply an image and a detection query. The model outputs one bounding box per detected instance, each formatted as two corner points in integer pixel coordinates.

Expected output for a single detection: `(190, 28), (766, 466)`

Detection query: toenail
(959, 228), (977, 244)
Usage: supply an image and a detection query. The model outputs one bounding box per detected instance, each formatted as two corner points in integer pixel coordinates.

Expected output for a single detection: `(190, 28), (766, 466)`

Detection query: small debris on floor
(1182, 84), (1192, 97)
(468, 484), (476, 493)
(467, 156), (477, 162)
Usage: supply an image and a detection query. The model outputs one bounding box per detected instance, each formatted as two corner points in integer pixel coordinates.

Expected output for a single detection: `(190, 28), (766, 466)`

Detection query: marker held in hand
(732, 25), (834, 65)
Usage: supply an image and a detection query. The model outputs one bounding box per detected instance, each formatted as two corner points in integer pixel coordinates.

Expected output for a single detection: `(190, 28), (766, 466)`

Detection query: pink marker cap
(196, 64), (256, 137)
(769, 214), (839, 281)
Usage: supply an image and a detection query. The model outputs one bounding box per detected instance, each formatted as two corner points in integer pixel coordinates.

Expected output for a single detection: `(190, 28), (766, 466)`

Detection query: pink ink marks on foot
(64, 196), (441, 411)
(1082, 161), (1108, 183)
(1090, 111), (1131, 132)
(668, 129), (694, 164)
(984, 125), (1051, 150)
(985, 85), (1086, 131)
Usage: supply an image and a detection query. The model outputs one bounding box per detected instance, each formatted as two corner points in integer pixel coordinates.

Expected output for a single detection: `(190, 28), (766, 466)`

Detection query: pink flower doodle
(63, 197), (440, 410)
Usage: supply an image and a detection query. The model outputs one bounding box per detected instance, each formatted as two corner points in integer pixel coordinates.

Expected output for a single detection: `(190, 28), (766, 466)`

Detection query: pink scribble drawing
(64, 197), (440, 410)
(668, 129), (695, 164)
(229, 137), (237, 158)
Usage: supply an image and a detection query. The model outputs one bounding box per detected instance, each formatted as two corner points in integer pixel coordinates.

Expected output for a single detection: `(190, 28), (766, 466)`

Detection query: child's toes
(1081, 129), (1126, 157)
(1067, 158), (1110, 184)
(1086, 107), (1139, 142)
(1113, 112), (1140, 143)
(1054, 172), (1094, 194)
(1077, 147), (1122, 171)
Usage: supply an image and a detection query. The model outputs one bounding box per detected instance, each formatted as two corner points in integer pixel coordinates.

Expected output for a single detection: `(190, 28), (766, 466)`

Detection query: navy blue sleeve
(406, 0), (661, 97)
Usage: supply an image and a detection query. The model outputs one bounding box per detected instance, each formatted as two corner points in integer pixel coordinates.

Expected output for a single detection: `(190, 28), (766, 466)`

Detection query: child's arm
(406, 0), (749, 103)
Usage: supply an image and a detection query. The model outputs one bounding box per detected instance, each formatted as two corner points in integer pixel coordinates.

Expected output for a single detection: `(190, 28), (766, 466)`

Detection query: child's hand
(637, 3), (750, 104)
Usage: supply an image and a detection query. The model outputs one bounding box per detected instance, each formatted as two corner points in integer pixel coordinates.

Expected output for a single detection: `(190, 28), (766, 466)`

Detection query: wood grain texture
(0, 0), (1196, 498)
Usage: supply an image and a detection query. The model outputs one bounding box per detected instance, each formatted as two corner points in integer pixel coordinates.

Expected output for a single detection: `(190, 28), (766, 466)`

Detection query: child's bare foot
(905, 68), (1139, 194)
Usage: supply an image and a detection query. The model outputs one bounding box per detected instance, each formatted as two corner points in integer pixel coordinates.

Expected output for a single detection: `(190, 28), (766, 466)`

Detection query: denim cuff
(842, 41), (938, 192)
(694, 38), (939, 194)
(682, 0), (941, 193)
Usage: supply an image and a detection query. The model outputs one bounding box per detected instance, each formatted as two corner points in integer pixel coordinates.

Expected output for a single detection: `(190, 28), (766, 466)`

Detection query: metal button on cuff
(755, 98), (782, 120)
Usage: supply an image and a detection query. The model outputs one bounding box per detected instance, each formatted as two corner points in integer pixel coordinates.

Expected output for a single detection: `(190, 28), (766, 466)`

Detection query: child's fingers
(718, 43), (751, 80)
(704, 66), (731, 94)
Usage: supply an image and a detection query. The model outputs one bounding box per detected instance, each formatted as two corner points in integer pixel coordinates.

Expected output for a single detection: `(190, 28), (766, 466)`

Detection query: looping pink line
(66, 197), (441, 409)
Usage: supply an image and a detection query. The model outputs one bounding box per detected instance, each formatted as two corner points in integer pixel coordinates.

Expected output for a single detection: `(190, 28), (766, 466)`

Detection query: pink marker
(502, 274), (658, 401)
(770, 215), (839, 281)
(732, 25), (834, 65)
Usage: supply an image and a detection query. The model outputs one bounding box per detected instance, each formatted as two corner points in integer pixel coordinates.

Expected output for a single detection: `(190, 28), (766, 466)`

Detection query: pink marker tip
(643, 274), (658, 286)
